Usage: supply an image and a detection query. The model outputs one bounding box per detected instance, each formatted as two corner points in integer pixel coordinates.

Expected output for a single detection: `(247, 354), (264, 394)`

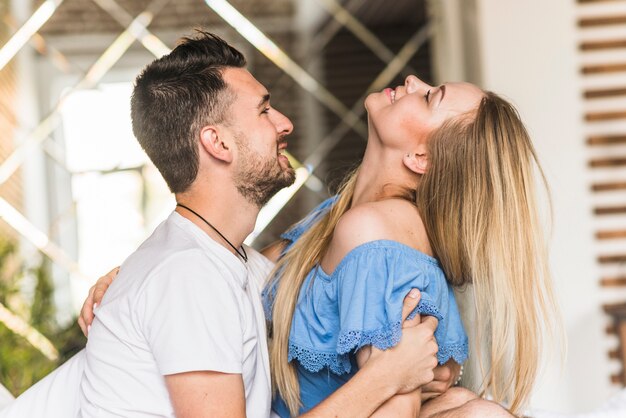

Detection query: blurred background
(0, 0), (625, 413)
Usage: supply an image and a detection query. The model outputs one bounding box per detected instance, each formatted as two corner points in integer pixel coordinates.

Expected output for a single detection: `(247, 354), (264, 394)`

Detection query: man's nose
(274, 110), (293, 136)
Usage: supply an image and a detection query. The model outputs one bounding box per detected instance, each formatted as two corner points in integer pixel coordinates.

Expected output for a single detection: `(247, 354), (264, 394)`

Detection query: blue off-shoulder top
(262, 197), (468, 417)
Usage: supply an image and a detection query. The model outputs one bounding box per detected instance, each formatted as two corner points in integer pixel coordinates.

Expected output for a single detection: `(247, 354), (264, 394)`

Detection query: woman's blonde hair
(417, 91), (561, 413)
(268, 170), (359, 416)
(269, 91), (561, 416)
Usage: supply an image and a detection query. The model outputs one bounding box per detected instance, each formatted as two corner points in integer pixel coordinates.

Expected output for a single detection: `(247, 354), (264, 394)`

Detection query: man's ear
(199, 126), (233, 163)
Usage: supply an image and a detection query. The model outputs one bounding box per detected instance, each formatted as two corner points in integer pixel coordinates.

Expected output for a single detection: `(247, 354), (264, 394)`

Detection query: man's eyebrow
(257, 93), (270, 109)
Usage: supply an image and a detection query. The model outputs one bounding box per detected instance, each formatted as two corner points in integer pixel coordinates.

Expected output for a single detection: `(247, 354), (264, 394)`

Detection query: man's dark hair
(131, 30), (246, 193)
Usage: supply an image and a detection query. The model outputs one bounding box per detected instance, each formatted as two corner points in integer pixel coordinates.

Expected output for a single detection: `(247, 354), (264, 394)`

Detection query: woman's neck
(351, 136), (418, 207)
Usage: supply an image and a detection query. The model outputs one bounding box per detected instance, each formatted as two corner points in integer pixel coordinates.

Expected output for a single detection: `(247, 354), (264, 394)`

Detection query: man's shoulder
(121, 215), (206, 274)
(113, 216), (236, 298)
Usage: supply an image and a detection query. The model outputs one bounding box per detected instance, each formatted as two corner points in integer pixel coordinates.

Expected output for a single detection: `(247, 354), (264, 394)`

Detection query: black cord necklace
(176, 203), (248, 263)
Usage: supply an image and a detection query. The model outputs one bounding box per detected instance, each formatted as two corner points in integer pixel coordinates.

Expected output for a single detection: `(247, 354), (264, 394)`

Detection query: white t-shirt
(0, 350), (85, 418)
(79, 212), (273, 417)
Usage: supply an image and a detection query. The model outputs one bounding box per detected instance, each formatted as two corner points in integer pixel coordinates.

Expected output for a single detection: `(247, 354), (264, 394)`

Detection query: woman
(263, 76), (560, 416)
(77, 76), (559, 417)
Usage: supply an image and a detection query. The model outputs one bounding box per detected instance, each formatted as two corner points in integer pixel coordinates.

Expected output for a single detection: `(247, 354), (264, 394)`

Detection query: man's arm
(300, 289), (439, 418)
(260, 239), (288, 263)
(165, 371), (245, 418)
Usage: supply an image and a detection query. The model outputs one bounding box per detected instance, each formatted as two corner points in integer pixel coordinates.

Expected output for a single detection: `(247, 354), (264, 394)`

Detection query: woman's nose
(404, 75), (431, 94)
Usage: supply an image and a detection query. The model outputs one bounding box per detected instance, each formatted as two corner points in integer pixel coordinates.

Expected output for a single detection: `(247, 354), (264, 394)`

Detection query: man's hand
(365, 289), (439, 395)
(421, 360), (461, 401)
(300, 289), (439, 418)
(78, 267), (119, 336)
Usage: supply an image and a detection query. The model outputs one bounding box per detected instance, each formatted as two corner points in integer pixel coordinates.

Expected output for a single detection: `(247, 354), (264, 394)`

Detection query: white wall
(431, 0), (617, 412)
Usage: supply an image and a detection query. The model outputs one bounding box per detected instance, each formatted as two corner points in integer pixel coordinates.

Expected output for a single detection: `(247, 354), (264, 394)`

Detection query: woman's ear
(403, 152), (428, 174)
(199, 126), (233, 163)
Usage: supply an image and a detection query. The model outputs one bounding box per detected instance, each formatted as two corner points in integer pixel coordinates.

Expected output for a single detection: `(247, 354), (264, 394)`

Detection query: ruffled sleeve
(262, 196), (337, 320)
(280, 196), (338, 246)
(287, 241), (468, 375)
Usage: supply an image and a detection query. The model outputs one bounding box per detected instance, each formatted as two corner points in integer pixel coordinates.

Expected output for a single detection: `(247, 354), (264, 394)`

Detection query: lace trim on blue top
(439, 340), (469, 365)
(337, 299), (442, 354)
(288, 299), (466, 375)
(288, 342), (352, 375)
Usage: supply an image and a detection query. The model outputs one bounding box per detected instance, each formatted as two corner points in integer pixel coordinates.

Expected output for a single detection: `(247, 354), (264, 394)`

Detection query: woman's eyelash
(261, 107), (270, 114)
(426, 90), (431, 103)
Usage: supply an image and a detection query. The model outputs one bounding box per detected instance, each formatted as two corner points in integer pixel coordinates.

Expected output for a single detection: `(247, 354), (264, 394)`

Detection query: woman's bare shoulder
(333, 199), (427, 254)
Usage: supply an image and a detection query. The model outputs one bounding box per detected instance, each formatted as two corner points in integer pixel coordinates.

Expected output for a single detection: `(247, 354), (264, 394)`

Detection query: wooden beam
(582, 63), (626, 75)
(597, 230), (626, 239)
(588, 134), (626, 146)
(580, 39), (626, 51)
(585, 87), (626, 99)
(586, 111), (626, 121)
(620, 322), (626, 385)
(596, 206), (626, 215)
(592, 181), (626, 192)
(604, 301), (626, 316)
(579, 16), (626, 27)
(601, 276), (626, 286)
(599, 254), (626, 263)
(589, 157), (626, 167)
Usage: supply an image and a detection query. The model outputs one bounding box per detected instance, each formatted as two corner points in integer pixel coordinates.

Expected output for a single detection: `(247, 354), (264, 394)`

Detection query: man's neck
(174, 185), (259, 255)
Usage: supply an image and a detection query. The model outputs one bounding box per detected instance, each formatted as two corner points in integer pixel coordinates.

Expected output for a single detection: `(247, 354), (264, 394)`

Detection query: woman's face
(365, 75), (484, 148)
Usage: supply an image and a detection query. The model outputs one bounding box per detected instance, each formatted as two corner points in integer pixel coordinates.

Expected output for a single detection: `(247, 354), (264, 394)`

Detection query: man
(76, 31), (440, 417)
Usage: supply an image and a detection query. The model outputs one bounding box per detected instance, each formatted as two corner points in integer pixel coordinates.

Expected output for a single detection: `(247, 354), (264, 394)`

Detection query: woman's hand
(420, 361), (461, 401)
(77, 267), (120, 336)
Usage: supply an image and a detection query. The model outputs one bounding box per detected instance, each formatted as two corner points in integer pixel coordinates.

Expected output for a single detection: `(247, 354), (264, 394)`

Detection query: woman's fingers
(93, 267), (119, 305)
(78, 266), (120, 337)
(421, 361), (459, 396)
(78, 284), (97, 336)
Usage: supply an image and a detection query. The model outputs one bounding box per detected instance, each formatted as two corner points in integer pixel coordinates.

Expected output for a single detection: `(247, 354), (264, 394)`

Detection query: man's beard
(233, 134), (296, 208)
